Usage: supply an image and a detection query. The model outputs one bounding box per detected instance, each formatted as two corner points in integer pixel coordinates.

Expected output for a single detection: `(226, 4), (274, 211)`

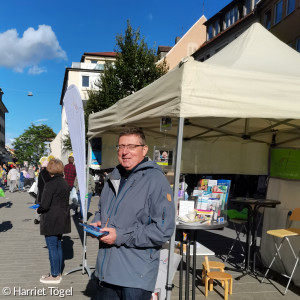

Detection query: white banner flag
(63, 85), (86, 219)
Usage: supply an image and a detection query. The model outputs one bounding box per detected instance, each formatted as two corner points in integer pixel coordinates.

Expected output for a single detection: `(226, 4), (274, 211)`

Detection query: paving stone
(1, 189), (299, 299)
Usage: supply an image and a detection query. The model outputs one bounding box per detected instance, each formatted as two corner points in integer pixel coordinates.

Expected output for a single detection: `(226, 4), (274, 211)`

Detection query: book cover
(198, 179), (209, 191)
(79, 223), (108, 237)
(198, 191), (210, 210)
(217, 180), (231, 209)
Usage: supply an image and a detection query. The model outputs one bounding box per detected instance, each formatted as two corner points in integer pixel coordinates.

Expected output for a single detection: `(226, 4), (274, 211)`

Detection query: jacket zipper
(100, 182), (132, 279)
(113, 185), (132, 216)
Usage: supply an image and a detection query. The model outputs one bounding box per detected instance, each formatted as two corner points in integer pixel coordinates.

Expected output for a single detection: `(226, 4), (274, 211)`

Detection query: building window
(245, 0), (252, 14)
(207, 25), (213, 40)
(286, 0), (295, 15)
(264, 10), (271, 29)
(274, 0), (283, 25)
(214, 21), (219, 36)
(82, 76), (89, 87)
(297, 38), (300, 52)
(91, 60), (97, 64)
(225, 6), (238, 28)
(94, 64), (105, 70)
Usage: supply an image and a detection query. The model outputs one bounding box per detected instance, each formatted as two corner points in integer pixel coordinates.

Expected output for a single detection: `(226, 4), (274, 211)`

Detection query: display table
(230, 198), (281, 279)
(176, 221), (228, 300)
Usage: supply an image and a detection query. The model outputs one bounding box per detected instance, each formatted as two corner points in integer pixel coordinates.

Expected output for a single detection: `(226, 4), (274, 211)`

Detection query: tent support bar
(244, 118), (249, 138)
(250, 119), (294, 135)
(189, 122), (266, 144)
(145, 128), (178, 139)
(276, 136), (300, 146)
(166, 117), (184, 300)
(187, 118), (240, 140)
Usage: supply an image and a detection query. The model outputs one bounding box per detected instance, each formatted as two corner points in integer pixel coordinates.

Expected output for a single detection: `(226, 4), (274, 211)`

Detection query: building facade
(193, 0), (260, 61)
(51, 52), (117, 163)
(157, 16), (207, 70)
(0, 89), (9, 163)
(257, 0), (300, 51)
(193, 0), (300, 61)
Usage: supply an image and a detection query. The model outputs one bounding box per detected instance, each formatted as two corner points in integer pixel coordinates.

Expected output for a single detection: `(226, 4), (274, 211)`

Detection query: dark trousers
(97, 282), (152, 300)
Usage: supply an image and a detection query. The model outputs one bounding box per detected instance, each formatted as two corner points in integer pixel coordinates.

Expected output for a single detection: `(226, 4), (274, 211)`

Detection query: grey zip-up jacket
(92, 160), (175, 292)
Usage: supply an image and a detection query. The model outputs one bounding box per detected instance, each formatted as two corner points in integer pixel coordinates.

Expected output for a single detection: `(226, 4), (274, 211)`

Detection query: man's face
(118, 134), (148, 170)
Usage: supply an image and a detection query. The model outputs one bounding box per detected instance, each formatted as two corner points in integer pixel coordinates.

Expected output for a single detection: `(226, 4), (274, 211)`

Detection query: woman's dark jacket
(37, 173), (71, 236)
(36, 168), (51, 204)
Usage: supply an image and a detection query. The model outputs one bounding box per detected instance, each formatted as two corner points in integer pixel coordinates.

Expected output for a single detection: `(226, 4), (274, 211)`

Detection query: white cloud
(0, 25), (67, 74)
(34, 119), (48, 124)
(28, 65), (47, 75)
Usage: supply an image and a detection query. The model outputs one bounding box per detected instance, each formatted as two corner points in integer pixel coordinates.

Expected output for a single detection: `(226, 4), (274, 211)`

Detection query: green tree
(85, 20), (168, 118)
(62, 133), (72, 153)
(12, 124), (56, 165)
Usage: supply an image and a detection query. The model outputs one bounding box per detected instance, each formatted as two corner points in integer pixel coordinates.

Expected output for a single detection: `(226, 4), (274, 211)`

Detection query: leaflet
(29, 204), (40, 209)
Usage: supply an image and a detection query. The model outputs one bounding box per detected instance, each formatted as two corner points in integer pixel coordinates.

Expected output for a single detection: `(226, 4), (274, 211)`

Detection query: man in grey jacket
(91, 127), (175, 300)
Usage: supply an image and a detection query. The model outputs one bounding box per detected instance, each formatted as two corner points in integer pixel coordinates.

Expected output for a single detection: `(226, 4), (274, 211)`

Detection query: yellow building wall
(158, 15), (207, 70)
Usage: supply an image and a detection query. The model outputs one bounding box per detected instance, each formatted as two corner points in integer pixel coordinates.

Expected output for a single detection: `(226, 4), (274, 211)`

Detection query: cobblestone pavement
(0, 189), (299, 300)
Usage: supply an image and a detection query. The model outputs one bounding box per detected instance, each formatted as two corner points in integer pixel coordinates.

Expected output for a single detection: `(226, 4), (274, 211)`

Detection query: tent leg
(166, 117), (184, 300)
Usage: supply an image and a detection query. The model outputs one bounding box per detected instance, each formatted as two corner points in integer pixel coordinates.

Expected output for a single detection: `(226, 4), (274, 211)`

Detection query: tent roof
(205, 23), (300, 76)
(88, 23), (300, 146)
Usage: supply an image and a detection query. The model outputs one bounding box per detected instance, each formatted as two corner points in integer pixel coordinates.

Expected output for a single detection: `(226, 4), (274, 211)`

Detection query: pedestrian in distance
(0, 165), (5, 189)
(90, 127), (175, 300)
(37, 159), (71, 284)
(18, 168), (25, 192)
(36, 160), (51, 204)
(64, 156), (77, 215)
(64, 156), (76, 191)
(8, 165), (19, 193)
(34, 160), (52, 225)
(28, 166), (35, 186)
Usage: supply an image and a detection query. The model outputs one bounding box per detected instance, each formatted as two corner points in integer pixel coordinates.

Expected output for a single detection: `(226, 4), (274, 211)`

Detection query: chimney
(175, 36), (181, 44)
(0, 88), (3, 101)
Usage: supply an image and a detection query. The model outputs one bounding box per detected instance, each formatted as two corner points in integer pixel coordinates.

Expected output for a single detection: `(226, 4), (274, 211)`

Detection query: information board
(270, 148), (300, 180)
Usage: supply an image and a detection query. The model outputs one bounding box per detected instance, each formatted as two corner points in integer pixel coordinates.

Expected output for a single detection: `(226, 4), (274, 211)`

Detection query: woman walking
(37, 159), (71, 284)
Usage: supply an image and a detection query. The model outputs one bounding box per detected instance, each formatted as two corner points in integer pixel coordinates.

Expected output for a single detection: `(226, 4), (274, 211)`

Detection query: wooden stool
(202, 261), (225, 284)
(204, 256), (233, 300)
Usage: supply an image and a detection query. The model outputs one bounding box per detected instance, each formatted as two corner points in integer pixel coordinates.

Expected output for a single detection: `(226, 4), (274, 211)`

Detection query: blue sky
(0, 0), (231, 146)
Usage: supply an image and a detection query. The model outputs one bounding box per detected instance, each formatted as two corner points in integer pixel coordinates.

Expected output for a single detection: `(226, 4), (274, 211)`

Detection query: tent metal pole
(82, 139), (92, 274)
(166, 117), (184, 300)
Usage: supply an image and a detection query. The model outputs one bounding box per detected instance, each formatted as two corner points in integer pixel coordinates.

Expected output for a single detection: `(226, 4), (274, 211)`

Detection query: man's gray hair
(118, 127), (146, 145)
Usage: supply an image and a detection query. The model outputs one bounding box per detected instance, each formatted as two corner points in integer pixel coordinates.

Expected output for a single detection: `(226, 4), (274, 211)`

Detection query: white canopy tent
(88, 23), (300, 174)
(87, 23), (300, 295)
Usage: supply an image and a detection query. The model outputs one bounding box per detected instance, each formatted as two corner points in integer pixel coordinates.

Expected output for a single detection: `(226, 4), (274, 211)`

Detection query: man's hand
(88, 221), (102, 238)
(90, 221), (101, 227)
(100, 227), (116, 245)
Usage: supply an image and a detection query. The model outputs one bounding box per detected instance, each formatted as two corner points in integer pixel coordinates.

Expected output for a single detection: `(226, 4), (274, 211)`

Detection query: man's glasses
(116, 144), (145, 151)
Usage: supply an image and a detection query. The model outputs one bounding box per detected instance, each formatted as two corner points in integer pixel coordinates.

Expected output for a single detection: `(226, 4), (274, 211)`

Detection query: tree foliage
(62, 133), (72, 153)
(12, 124), (56, 165)
(85, 20), (168, 119)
